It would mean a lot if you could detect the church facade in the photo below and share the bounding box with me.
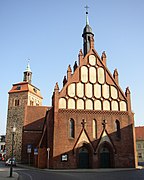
[6,11,137,169]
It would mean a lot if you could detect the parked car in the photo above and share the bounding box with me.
[5,158,16,166]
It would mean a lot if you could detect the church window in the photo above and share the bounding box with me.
[115,120,121,139]
[70,118,75,138]
[15,99,19,106]
[93,119,97,139]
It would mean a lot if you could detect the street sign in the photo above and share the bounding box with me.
[34,148,38,155]
[27,144,32,153]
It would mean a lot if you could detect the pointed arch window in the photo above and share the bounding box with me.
[93,119,97,139]
[70,118,75,138]
[115,120,121,139]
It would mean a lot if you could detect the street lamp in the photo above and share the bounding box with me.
[9,125,16,177]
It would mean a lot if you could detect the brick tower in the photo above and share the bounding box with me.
[6,62,43,161]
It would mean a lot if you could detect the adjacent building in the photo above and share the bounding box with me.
[135,126,144,166]
[5,63,48,162]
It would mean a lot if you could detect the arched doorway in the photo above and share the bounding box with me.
[78,147,89,168]
[99,142,114,168]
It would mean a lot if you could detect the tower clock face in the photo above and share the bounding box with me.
[89,54,96,66]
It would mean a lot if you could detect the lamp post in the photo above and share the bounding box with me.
[10,125,16,177]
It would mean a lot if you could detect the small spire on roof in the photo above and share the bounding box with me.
[25,59,32,72]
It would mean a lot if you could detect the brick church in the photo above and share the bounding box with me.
[6,10,137,169]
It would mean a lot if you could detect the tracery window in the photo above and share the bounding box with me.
[115,120,121,139]
[70,118,75,138]
[93,119,97,139]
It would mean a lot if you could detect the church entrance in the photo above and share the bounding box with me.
[98,142,114,168]
[100,147,111,168]
[78,147,89,168]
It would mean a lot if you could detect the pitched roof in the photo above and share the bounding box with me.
[135,126,144,140]
[8,81,42,98]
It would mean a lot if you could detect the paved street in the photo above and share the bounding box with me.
[16,168,144,180]
[0,161,144,180]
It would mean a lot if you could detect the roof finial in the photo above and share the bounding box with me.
[85,5,89,25]
[25,59,32,72]
[85,5,89,14]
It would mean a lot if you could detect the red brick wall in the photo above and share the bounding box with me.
[51,109,135,168]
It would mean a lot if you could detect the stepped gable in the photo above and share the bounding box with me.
[58,48,128,112]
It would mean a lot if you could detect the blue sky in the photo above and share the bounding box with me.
[0,0,144,135]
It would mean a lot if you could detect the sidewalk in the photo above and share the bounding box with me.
[0,169,19,180]
[17,163,141,172]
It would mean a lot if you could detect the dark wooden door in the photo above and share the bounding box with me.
[100,147,111,168]
[78,147,89,168]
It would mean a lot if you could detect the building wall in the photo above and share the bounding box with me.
[6,84,43,162]
[6,92,28,161]
[136,140,144,163]
[21,106,48,164]
[51,109,135,168]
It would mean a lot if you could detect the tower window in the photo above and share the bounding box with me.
[70,118,75,138]
[15,99,19,106]
[30,100,34,106]
[16,85,21,90]
[115,120,121,139]
[33,88,37,93]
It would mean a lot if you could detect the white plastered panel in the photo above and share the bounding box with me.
[98,67,105,84]
[85,99,93,110]
[111,100,119,111]
[94,100,102,110]
[89,54,96,66]
[103,100,110,110]
[76,82,84,98]
[81,66,88,83]
[77,99,84,109]
[68,83,75,97]
[111,86,118,99]
[68,98,75,109]
[102,84,110,99]
[94,84,101,98]
[59,98,66,109]
[85,83,93,98]
[89,66,96,83]
[120,101,127,111]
